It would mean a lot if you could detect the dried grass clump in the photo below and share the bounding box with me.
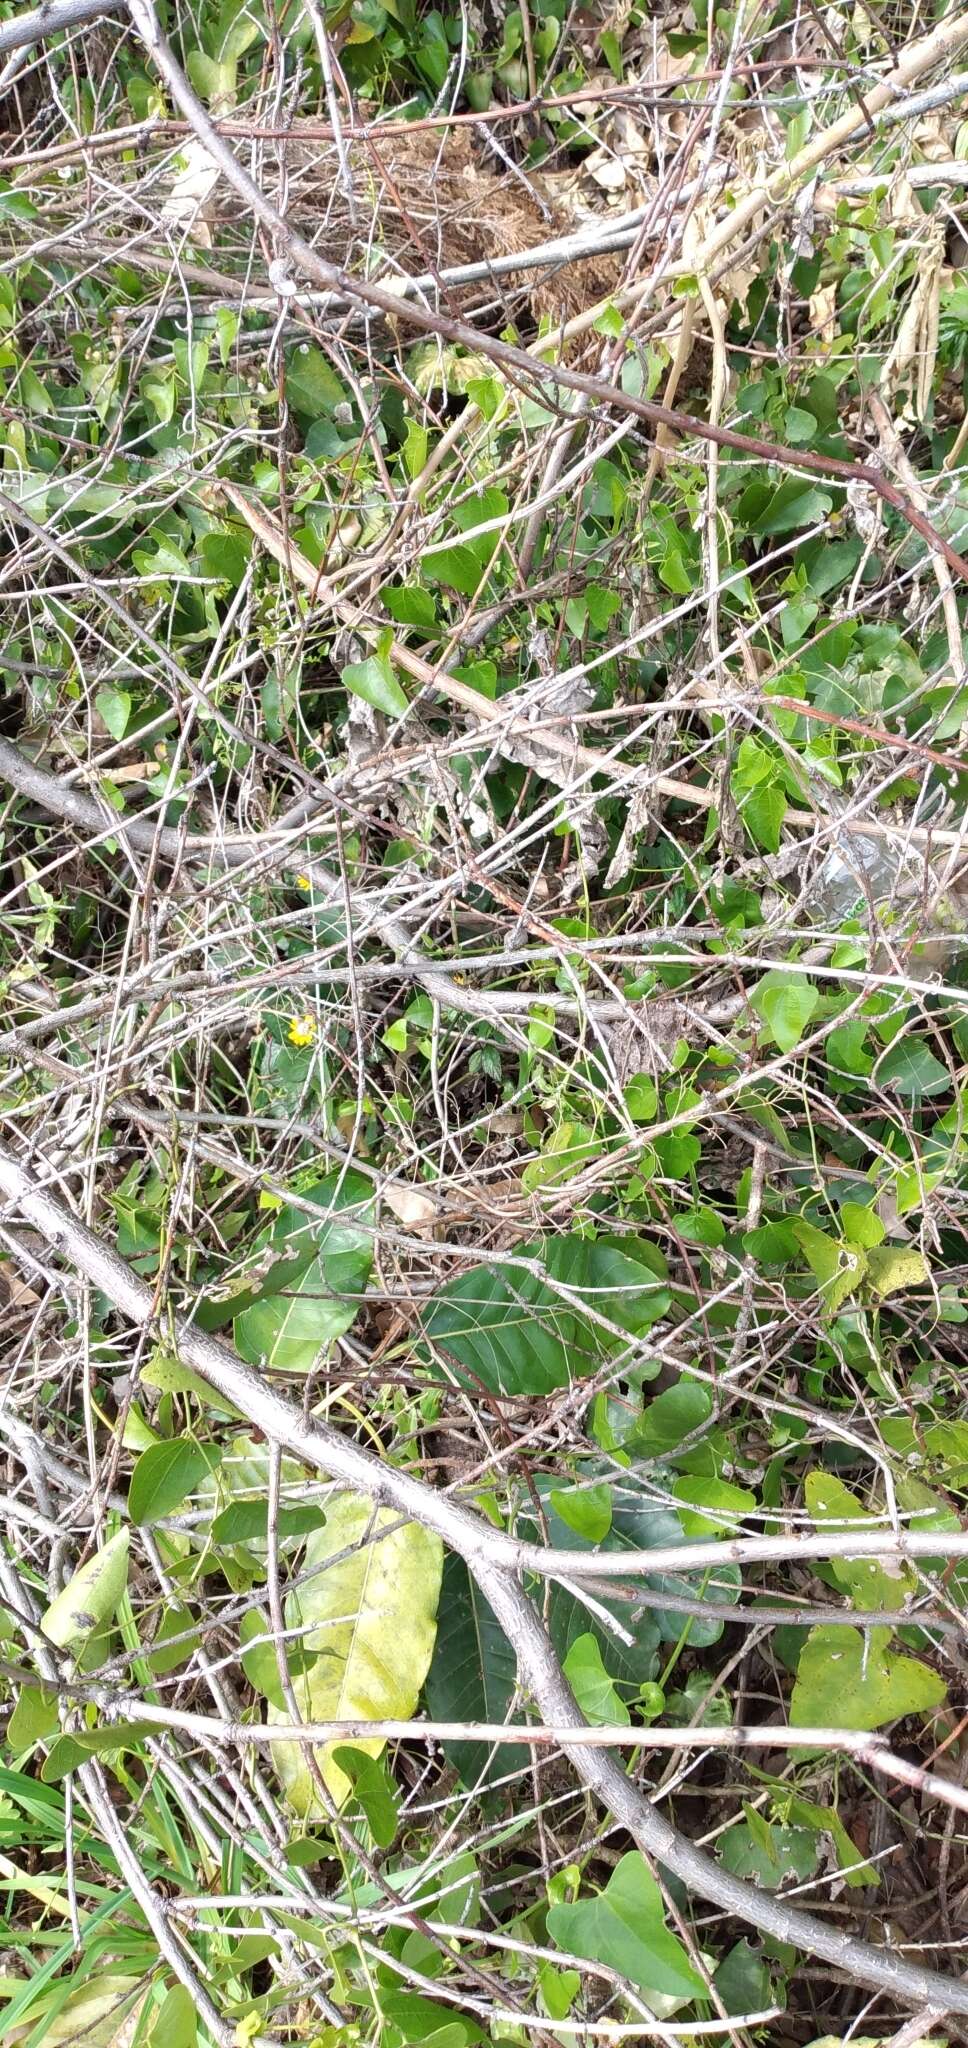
[273,121,625,324]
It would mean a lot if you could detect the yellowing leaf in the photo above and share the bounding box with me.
[269,1493,443,1814]
[794,1220,866,1312]
[805,1472,914,1610]
[5,1975,146,2048]
[864,1245,930,1298]
[806,2038,938,2048]
[791,1625,945,1731]
[40,1531,129,1652]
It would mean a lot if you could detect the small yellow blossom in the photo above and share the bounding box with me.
[295,873,311,890]
[288,1012,317,1048]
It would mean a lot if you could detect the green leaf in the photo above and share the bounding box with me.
[210,1500,326,1545]
[384,584,438,632]
[424,1553,527,1788]
[148,1983,197,2048]
[630,1381,712,1460]
[539,1963,581,2020]
[751,971,819,1053]
[536,1472,737,1655]
[234,1257,359,1371]
[332,1745,400,1847]
[239,1607,305,1710]
[285,344,349,419]
[269,1492,443,1814]
[743,1219,799,1263]
[201,531,250,587]
[0,182,37,221]
[562,1634,630,1725]
[793,1220,866,1312]
[624,1072,658,1122]
[146,1603,201,1677]
[790,1625,946,1730]
[733,736,774,789]
[423,539,491,599]
[129,1439,221,1524]
[549,1483,612,1543]
[342,639,409,718]
[778,1790,879,1888]
[95,685,131,741]
[714,1942,774,2015]
[840,1202,885,1249]
[743,781,786,853]
[587,586,622,631]
[40,1530,129,1651]
[547,1852,705,2000]
[876,1038,949,1100]
[7,1685,59,1754]
[132,537,192,581]
[673,1204,725,1248]
[672,1477,755,1539]
[784,405,819,444]
[420,1235,669,1397]
[718,1818,819,1890]
[828,1018,873,1076]
[41,1723,161,1781]
[750,478,833,536]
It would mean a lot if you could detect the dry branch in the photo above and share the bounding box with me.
[0,0,122,56]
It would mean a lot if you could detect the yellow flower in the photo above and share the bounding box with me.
[288,1012,317,1048]
[295,873,311,890]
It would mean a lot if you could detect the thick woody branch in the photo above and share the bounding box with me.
[0,0,122,57]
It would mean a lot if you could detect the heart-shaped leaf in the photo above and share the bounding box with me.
[547,1852,705,2000]
[791,1625,945,1730]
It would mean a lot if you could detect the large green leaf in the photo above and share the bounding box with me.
[342,640,409,718]
[429,1464,740,1792]
[547,1852,705,2001]
[129,1439,221,1525]
[267,1492,443,1814]
[148,1984,197,2048]
[875,1038,949,1101]
[423,1553,527,1789]
[751,971,819,1053]
[790,1625,946,1730]
[718,1818,819,1890]
[285,343,350,419]
[234,1259,358,1371]
[197,1169,373,1333]
[232,1171,374,1370]
[420,1235,670,1396]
